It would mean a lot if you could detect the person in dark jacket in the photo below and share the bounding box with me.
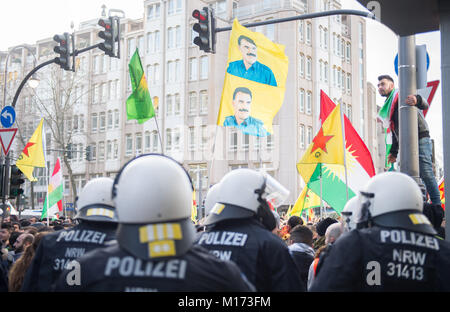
[311,172,450,292]
[54,154,254,292]
[21,177,118,291]
[288,225,315,289]
[198,168,305,292]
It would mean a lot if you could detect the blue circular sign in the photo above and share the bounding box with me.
[394,52,430,76]
[0,106,16,128]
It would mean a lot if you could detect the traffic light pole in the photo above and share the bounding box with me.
[0,43,103,224]
[214,9,375,33]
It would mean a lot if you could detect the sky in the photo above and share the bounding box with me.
[0,0,445,168]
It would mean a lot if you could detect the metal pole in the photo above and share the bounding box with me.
[439,1,450,241]
[398,36,421,184]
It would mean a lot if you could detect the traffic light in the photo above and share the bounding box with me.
[85,145,93,161]
[9,165,25,199]
[98,17,117,57]
[66,143,73,159]
[192,7,216,53]
[53,33,71,70]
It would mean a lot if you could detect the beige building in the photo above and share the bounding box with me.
[0,0,379,216]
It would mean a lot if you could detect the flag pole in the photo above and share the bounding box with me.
[46,162,50,227]
[153,116,164,155]
[340,103,349,202]
[207,125,220,190]
[320,163,323,220]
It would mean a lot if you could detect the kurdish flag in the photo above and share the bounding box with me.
[289,186,322,217]
[126,48,155,124]
[16,118,46,182]
[41,157,63,220]
[377,89,398,168]
[310,91,376,213]
[191,190,197,223]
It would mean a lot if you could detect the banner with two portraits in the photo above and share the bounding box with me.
[217,19,289,137]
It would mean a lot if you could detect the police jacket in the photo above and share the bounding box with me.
[21,221,117,292]
[309,226,450,291]
[196,218,306,292]
[53,244,254,292]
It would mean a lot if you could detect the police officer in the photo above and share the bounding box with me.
[310,172,450,291]
[21,177,118,291]
[197,168,306,291]
[340,196,359,233]
[54,154,254,292]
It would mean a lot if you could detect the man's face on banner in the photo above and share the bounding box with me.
[232,91,252,123]
[238,38,257,67]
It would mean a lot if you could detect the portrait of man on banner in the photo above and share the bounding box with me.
[217,19,289,138]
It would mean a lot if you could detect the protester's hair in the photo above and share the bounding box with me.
[21,233,34,246]
[12,222,20,229]
[1,223,12,231]
[8,232,50,292]
[9,232,20,247]
[287,216,303,230]
[233,87,252,100]
[9,215,18,223]
[290,225,313,245]
[237,35,256,47]
[38,226,54,233]
[20,220,31,227]
[325,223,343,244]
[377,75,394,83]
[22,227,38,236]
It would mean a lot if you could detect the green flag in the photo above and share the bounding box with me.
[126,48,155,124]
[377,89,397,168]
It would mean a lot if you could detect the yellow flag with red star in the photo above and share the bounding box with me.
[296,103,344,184]
[16,118,47,182]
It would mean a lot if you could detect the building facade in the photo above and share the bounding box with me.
[0,0,379,216]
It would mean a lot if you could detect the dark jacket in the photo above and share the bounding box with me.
[54,244,254,292]
[196,218,306,292]
[390,94,429,158]
[21,221,117,292]
[310,226,450,291]
[288,243,315,289]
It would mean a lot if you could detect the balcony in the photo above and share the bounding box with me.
[233,0,306,20]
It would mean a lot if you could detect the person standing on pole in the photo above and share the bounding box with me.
[377,75,442,209]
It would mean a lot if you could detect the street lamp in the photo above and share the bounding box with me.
[2,44,40,108]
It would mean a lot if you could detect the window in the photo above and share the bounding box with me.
[188,127,195,151]
[299,89,305,113]
[99,112,106,131]
[173,128,181,151]
[346,42,351,63]
[106,140,112,160]
[199,90,208,115]
[138,36,144,53]
[176,26,181,47]
[167,27,175,49]
[200,56,208,80]
[155,31,160,52]
[324,28,328,50]
[91,143,97,161]
[242,133,249,151]
[347,104,352,122]
[145,131,151,152]
[135,133,142,155]
[300,124,305,149]
[299,21,304,42]
[174,93,181,116]
[346,73,352,94]
[113,140,119,159]
[126,134,133,156]
[306,91,312,115]
[79,114,85,132]
[306,22,312,45]
[307,127,313,145]
[306,57,312,80]
[166,129,172,151]
[201,126,208,151]
[168,0,175,15]
[91,113,98,132]
[93,84,99,104]
[152,131,159,152]
[93,55,100,73]
[107,110,113,130]
[154,63,160,83]
[114,109,119,128]
[175,60,181,82]
[189,92,197,115]
[266,24,275,41]
[319,60,324,82]
[324,62,329,83]
[98,141,105,161]
[147,32,154,53]
[299,53,305,78]
[166,94,173,116]
[267,135,273,150]
[189,58,198,81]
[128,38,136,59]
[229,130,238,151]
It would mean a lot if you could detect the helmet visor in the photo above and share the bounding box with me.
[354,191,373,225]
[264,174,290,208]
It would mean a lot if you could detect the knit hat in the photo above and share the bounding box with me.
[316,217,338,237]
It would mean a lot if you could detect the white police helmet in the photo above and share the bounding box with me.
[112,154,196,260]
[341,196,359,232]
[204,183,221,217]
[356,171,436,235]
[74,177,117,223]
[203,169,289,228]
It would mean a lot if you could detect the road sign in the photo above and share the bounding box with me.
[394,52,429,76]
[0,128,17,155]
[417,80,440,117]
[0,106,16,128]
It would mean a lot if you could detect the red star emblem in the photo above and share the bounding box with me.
[311,127,334,154]
[22,142,35,157]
